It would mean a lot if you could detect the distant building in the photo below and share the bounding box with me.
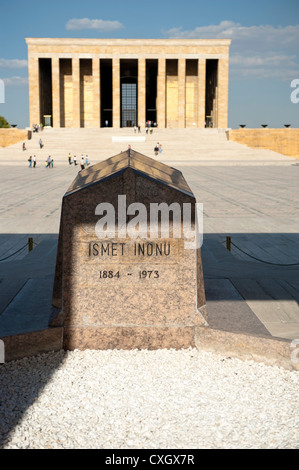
[26,38,231,129]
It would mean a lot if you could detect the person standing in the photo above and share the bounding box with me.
[39,138,43,149]
[80,155,85,170]
[85,155,89,166]
[28,156,32,167]
[68,153,72,165]
[74,155,77,166]
[33,155,37,168]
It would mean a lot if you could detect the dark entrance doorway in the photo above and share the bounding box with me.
[205,59,218,128]
[146,59,158,125]
[120,59,138,128]
[121,82,137,127]
[100,59,112,127]
[39,58,52,126]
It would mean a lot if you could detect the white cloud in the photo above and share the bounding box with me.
[66,18,124,32]
[0,59,28,69]
[164,21,299,51]
[230,53,298,80]
[164,21,299,81]
[2,76,28,86]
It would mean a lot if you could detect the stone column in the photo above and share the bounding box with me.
[138,58,146,128]
[178,59,186,128]
[72,58,81,128]
[112,58,120,128]
[198,59,206,128]
[92,58,100,127]
[28,56,40,126]
[157,58,166,129]
[217,58,229,128]
[52,57,60,128]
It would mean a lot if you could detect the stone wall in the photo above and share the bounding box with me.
[227,128,299,157]
[0,129,29,148]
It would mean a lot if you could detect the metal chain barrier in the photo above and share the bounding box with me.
[0,238,39,263]
[225,236,299,266]
[0,243,29,262]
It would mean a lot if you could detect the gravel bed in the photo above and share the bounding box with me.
[0,348,298,449]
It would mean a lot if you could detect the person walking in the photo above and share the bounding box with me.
[46,156,51,168]
[85,155,89,166]
[28,156,32,167]
[22,142,26,151]
[154,144,159,156]
[68,153,72,165]
[39,138,43,149]
[74,155,77,166]
[33,155,37,168]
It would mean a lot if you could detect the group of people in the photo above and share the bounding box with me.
[26,151,90,170]
[133,122,157,135]
[32,123,43,133]
[68,153,89,170]
[27,155,53,168]
[28,155,37,168]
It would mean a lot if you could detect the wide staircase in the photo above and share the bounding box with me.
[0,127,292,166]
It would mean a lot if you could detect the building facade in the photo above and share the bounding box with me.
[26,38,231,129]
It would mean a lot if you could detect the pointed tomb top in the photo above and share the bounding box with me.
[64,149,194,198]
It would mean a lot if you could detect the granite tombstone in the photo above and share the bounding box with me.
[50,149,208,349]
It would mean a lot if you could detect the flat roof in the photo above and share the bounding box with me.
[25,38,232,47]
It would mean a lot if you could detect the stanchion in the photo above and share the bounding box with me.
[28,237,33,252]
[226,236,231,252]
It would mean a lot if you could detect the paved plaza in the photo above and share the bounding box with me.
[0,128,298,342]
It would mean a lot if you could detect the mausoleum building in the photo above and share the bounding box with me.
[26,38,231,129]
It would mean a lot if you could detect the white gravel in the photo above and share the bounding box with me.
[0,348,298,449]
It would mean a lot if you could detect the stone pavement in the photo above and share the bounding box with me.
[0,128,298,354]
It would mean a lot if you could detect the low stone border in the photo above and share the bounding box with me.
[1,324,298,371]
[195,326,298,371]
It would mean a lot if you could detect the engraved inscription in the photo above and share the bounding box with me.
[88,241,171,258]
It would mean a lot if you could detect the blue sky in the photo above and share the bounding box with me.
[0,0,298,128]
